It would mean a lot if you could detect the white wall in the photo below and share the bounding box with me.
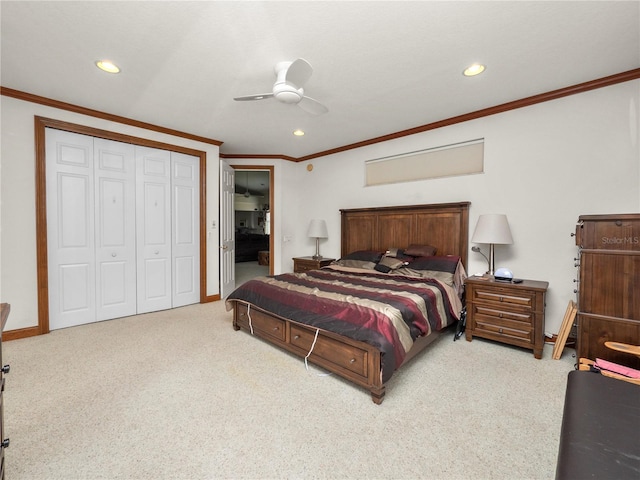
[0,96,220,331]
[288,80,640,336]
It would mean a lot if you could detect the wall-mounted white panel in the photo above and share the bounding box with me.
[365,139,484,186]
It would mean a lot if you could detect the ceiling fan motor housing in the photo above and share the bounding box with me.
[273,82,303,104]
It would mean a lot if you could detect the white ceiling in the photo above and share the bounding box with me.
[1,1,639,159]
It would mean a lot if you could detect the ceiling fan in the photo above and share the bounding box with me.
[233,58,328,115]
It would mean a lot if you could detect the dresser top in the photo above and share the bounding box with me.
[465,276,549,291]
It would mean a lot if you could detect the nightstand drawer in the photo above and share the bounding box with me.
[294,263,316,273]
[474,318,532,342]
[471,288,534,309]
[474,305,534,325]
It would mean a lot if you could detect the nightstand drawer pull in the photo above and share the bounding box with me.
[294,335,300,340]
[350,358,356,364]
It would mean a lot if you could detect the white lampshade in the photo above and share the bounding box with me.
[307,219,328,239]
[471,214,513,245]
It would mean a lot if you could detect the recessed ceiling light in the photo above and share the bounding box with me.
[95,60,120,74]
[293,129,305,136]
[463,63,485,77]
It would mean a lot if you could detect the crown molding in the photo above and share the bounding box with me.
[0,86,223,147]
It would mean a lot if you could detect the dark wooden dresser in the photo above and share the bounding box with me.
[574,214,640,368]
[465,277,548,358]
[0,304,10,479]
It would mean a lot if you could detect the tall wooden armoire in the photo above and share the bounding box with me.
[574,214,640,369]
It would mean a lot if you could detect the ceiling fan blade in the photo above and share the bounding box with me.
[285,58,313,88]
[233,93,274,101]
[298,95,328,115]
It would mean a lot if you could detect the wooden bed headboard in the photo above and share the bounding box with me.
[340,202,471,268]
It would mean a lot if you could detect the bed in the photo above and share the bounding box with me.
[226,202,470,403]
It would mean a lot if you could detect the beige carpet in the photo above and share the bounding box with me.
[4,301,575,479]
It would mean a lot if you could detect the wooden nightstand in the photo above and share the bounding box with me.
[465,276,549,359]
[293,256,335,273]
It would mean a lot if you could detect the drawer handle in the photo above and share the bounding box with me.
[239,313,246,319]
[294,335,300,340]
[1,438,9,449]
[350,358,356,364]
[499,297,504,302]
[1,364,9,374]
[499,328,503,334]
[273,326,279,331]
[499,313,503,318]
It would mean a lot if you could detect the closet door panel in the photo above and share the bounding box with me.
[94,139,136,321]
[171,153,200,307]
[46,129,97,329]
[136,147,172,313]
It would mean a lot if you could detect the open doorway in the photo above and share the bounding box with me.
[232,166,273,286]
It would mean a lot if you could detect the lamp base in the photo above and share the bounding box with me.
[312,237,322,261]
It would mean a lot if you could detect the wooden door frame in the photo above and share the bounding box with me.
[33,116,209,336]
[230,165,275,276]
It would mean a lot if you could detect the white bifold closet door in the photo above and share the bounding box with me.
[135,147,200,313]
[46,129,199,330]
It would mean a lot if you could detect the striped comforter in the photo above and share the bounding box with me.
[226,265,462,382]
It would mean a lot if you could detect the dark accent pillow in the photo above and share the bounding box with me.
[341,250,384,263]
[374,255,406,273]
[409,255,460,273]
[404,244,438,257]
[385,248,414,262]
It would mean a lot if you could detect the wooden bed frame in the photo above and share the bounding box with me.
[232,201,470,404]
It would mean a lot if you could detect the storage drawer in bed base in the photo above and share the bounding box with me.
[233,303,385,404]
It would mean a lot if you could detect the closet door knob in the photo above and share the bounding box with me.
[155,250,159,255]
[111,253,117,257]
